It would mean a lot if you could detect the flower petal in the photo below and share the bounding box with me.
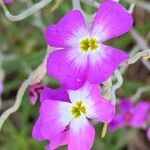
[68,117,95,150]
[45,10,88,48]
[47,48,88,89]
[88,96,115,123]
[39,100,72,139]
[91,0,133,42]
[130,102,150,128]
[87,44,129,83]
[118,99,133,113]
[46,131,69,150]
[40,87,70,103]
[109,115,125,132]
[68,81,101,104]
[32,117,45,141]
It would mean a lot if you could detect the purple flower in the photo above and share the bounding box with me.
[109,99,150,131]
[32,82,115,149]
[3,0,13,4]
[45,0,133,89]
[28,84,45,105]
[0,82,4,95]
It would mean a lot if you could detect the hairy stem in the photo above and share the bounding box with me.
[0,0,52,21]
[131,86,150,102]
[0,47,51,131]
[111,70,123,104]
[126,50,150,64]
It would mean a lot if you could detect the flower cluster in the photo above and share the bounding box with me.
[109,98,150,140]
[32,0,133,149]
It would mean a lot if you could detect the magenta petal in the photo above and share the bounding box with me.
[91,96,115,123]
[68,81,101,103]
[45,10,88,48]
[118,99,133,113]
[68,118,95,150]
[87,45,129,84]
[47,49,87,89]
[46,131,69,150]
[39,100,72,139]
[32,117,45,141]
[91,0,133,42]
[109,115,125,132]
[130,102,150,128]
[40,87,70,103]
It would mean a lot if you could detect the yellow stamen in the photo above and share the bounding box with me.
[80,38,99,52]
[71,101,87,118]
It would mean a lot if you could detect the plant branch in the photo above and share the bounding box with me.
[126,50,150,65]
[131,86,150,102]
[0,0,52,21]
[111,70,123,104]
[0,47,51,131]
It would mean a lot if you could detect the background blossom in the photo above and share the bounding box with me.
[109,99,150,131]
[2,0,13,4]
[147,128,150,141]
[28,84,45,105]
[0,82,3,95]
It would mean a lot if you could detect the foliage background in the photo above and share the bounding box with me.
[0,0,150,149]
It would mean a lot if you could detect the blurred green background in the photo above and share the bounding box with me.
[0,0,150,149]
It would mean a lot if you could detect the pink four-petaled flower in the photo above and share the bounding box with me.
[45,0,133,89]
[32,82,115,150]
[109,99,150,131]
